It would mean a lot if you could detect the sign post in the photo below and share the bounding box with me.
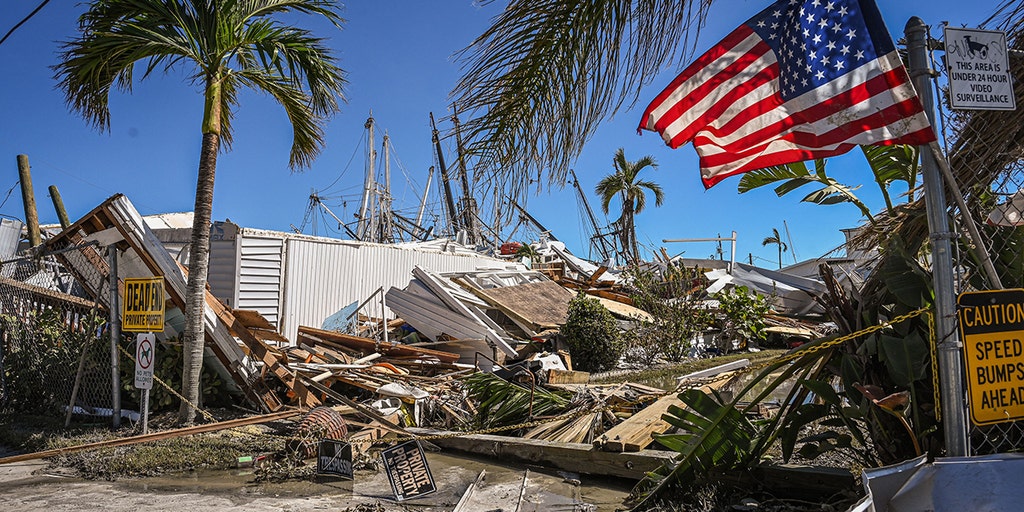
[944,27,1016,111]
[123,277,164,435]
[957,289,1024,425]
[134,332,156,434]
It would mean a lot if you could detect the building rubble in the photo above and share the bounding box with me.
[1,194,857,506]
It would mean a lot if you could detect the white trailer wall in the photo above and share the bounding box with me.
[208,221,514,343]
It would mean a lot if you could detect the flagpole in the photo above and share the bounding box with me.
[905,16,969,457]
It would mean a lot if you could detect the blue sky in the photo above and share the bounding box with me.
[0,1,992,267]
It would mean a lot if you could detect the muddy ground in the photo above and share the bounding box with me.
[0,448,630,511]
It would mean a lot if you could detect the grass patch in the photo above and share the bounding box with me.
[52,426,286,480]
[0,412,288,480]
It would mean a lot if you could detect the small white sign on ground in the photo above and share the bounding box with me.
[944,27,1015,111]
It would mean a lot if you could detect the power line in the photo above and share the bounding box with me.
[0,0,51,47]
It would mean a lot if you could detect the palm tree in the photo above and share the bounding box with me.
[595,148,663,264]
[54,0,346,424]
[450,1,713,198]
[761,228,787,270]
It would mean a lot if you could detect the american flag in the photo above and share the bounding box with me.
[639,0,937,188]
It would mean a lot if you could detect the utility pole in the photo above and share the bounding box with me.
[48,185,71,230]
[906,16,968,456]
[16,155,41,247]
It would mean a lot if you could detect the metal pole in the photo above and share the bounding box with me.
[730,231,737,274]
[142,388,150,435]
[108,245,122,429]
[906,16,968,456]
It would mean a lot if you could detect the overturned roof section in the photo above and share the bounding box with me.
[703,261,826,316]
[43,194,319,412]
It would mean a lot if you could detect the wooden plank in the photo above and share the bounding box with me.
[546,369,590,385]
[597,377,731,452]
[298,325,461,363]
[405,427,673,481]
[0,409,302,465]
[452,470,487,512]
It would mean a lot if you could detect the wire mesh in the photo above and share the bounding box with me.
[931,20,1024,455]
[0,246,115,422]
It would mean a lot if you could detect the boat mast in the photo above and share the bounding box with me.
[356,114,377,241]
[381,131,394,242]
[415,165,434,238]
[451,104,478,244]
[430,112,460,238]
[569,169,614,262]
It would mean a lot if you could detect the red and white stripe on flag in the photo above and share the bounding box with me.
[639,0,936,189]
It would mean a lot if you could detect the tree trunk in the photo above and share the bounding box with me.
[179,131,219,425]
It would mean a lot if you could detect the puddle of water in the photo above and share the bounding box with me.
[116,450,631,510]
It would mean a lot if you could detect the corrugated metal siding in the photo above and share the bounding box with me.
[279,237,509,343]
[236,236,284,326]
[208,236,238,308]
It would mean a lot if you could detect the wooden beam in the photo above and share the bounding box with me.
[0,409,303,466]
[597,377,731,452]
[405,427,674,480]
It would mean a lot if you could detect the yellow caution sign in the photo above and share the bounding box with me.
[958,289,1024,425]
[122,277,165,333]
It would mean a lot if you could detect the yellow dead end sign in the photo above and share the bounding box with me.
[122,277,165,332]
[958,289,1024,425]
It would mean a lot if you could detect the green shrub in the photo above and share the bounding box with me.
[560,292,622,372]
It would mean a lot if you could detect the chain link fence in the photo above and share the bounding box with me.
[0,245,116,424]
[930,15,1024,455]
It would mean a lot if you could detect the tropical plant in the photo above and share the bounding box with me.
[560,292,622,372]
[624,263,712,362]
[761,228,788,270]
[737,145,923,228]
[54,0,347,424]
[738,158,876,224]
[463,371,572,428]
[595,148,664,264]
[514,242,540,266]
[713,285,772,350]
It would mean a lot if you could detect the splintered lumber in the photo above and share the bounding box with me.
[406,427,672,480]
[298,325,461,363]
[597,377,732,452]
[0,409,302,466]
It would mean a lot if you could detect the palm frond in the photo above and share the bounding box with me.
[451,0,712,198]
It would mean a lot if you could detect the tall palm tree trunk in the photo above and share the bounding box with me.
[180,130,219,425]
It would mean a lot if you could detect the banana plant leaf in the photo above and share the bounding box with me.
[625,335,842,510]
